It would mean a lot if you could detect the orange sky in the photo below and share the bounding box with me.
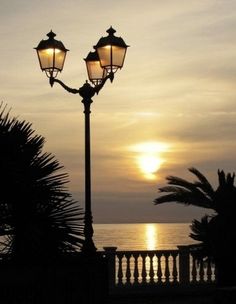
[1,0,236,222]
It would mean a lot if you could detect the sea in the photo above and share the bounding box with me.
[0,223,197,252]
[93,223,197,251]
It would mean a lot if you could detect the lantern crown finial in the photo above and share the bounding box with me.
[106,26,116,36]
[47,30,56,40]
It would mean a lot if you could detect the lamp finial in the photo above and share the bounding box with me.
[47,31,56,39]
[106,26,116,36]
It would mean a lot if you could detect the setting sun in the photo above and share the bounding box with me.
[138,155,163,174]
[129,142,169,180]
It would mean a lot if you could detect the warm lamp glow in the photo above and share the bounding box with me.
[44,48,61,55]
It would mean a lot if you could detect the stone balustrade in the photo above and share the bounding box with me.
[0,245,216,296]
[103,245,216,292]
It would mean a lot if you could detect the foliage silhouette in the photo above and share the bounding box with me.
[154,167,236,286]
[0,104,84,263]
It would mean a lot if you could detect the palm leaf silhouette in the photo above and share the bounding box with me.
[155,168,214,209]
[154,167,236,286]
[0,104,84,262]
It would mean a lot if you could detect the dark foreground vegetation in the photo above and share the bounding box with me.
[155,167,236,287]
[0,104,84,261]
[0,105,108,303]
[0,254,108,304]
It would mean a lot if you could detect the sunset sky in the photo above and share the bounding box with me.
[1,0,236,223]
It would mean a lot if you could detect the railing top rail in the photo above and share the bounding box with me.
[103,249,180,255]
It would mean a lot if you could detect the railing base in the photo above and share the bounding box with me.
[110,282,216,295]
[109,285,218,303]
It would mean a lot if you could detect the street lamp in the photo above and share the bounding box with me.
[35,27,129,254]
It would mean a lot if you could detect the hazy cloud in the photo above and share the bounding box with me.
[1,0,236,222]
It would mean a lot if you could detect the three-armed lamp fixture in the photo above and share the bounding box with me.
[35,27,129,254]
[35,27,128,88]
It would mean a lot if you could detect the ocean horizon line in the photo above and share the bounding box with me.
[94,221,192,224]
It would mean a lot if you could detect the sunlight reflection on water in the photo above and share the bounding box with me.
[146,224,157,250]
[94,223,197,251]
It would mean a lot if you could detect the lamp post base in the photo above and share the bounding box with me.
[82,214,97,254]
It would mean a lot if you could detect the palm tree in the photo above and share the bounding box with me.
[0,104,84,263]
[154,167,236,286]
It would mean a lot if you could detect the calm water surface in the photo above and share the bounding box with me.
[94,223,197,251]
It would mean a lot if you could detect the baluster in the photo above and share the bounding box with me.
[199,259,204,282]
[164,253,170,283]
[149,253,154,284]
[133,253,139,285]
[125,253,131,285]
[214,264,218,284]
[117,254,123,285]
[172,252,178,283]
[191,254,197,283]
[207,258,212,282]
[212,261,216,282]
[141,253,147,284]
[157,253,163,283]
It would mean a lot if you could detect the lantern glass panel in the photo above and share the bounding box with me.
[97,45,126,72]
[37,48,66,71]
[112,46,126,68]
[86,60,106,81]
[97,45,111,68]
[54,49,67,70]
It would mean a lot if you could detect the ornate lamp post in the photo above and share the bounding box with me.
[35,27,128,254]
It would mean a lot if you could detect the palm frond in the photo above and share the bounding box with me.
[154,188,213,208]
[155,168,216,210]
[166,175,214,203]
[190,215,210,241]
[166,175,195,188]
[189,167,215,198]
[156,181,213,208]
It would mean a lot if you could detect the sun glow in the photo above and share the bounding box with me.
[132,142,169,154]
[138,155,163,174]
[130,142,169,180]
